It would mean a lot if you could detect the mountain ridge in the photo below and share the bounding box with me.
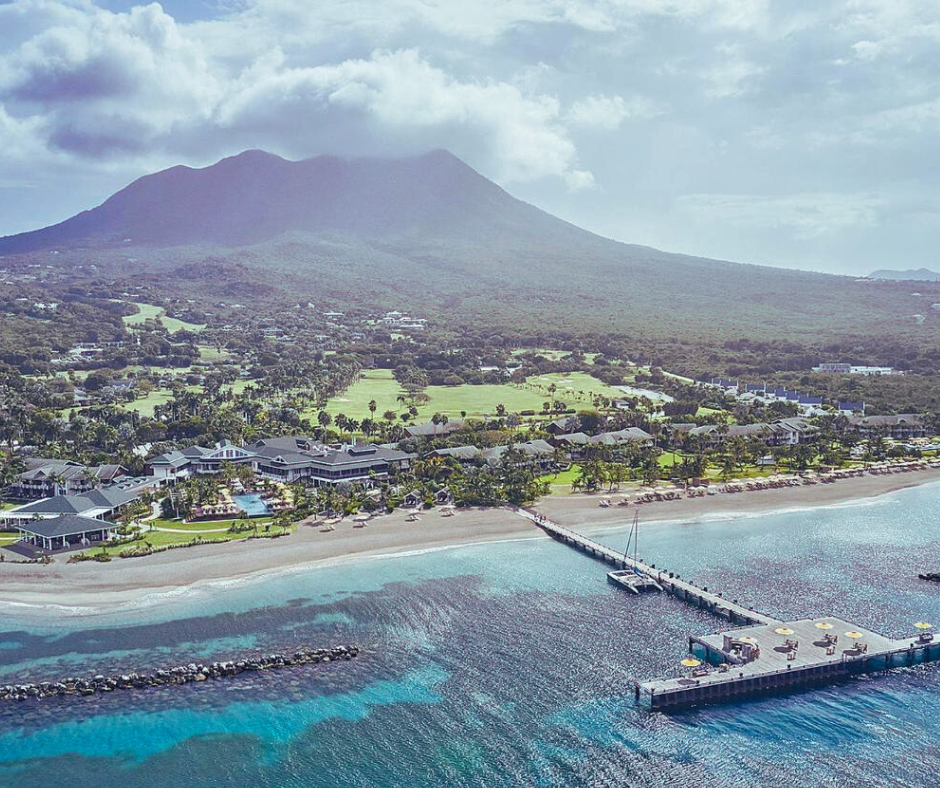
[1,149,937,342]
[869,268,940,281]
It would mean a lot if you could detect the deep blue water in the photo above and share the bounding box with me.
[1,484,939,787]
[232,493,272,517]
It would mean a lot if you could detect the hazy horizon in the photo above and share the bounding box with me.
[2,1,940,277]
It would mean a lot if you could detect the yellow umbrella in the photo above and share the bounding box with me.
[914,622,933,630]
[738,636,758,644]
[775,627,795,636]
[845,631,864,639]
[814,622,834,630]
[680,658,702,667]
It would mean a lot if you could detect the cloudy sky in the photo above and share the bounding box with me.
[1,0,939,275]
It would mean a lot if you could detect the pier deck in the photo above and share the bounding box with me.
[519,508,940,710]
[642,615,940,709]
[520,508,778,627]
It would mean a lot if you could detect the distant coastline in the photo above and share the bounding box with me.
[1,467,938,620]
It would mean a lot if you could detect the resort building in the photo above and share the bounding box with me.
[145,437,413,487]
[6,459,127,500]
[848,414,927,440]
[14,514,116,552]
[0,478,155,527]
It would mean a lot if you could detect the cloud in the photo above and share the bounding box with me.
[566,94,658,129]
[214,48,587,185]
[677,192,885,239]
[0,0,940,274]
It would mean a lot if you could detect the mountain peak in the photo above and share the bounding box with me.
[215,149,288,167]
[0,149,522,252]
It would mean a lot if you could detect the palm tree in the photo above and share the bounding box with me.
[368,400,377,437]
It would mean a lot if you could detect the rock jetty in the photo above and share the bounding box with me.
[0,644,358,702]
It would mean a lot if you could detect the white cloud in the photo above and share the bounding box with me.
[567,94,657,129]
[217,48,586,185]
[0,0,939,274]
[678,192,885,239]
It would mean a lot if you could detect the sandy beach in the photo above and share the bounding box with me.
[1,467,938,616]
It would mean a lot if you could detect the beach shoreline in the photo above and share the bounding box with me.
[1,468,938,619]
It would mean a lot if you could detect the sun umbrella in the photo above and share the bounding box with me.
[738,636,758,644]
[814,622,834,630]
[914,622,933,630]
[775,627,795,635]
[680,658,702,667]
[845,631,864,639]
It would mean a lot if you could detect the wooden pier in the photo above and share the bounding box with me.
[520,509,778,627]
[520,508,940,710]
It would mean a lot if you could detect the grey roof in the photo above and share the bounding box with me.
[483,440,555,461]
[404,421,464,438]
[251,440,411,472]
[23,458,84,471]
[14,486,140,515]
[555,432,590,445]
[148,450,194,468]
[849,414,924,427]
[16,514,114,539]
[773,418,817,432]
[433,446,484,460]
[588,428,653,444]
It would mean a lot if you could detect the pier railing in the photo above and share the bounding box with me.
[519,508,778,627]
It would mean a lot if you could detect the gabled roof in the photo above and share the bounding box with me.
[16,514,114,539]
[588,428,653,444]
[482,440,555,461]
[432,446,484,460]
[404,421,464,438]
[555,432,590,445]
[849,414,924,427]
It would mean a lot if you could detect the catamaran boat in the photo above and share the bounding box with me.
[606,511,663,594]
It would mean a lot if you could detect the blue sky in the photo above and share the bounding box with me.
[1,0,939,275]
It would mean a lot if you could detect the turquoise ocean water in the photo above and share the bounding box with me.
[1,483,939,787]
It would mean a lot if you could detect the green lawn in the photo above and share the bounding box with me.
[323,369,630,423]
[538,465,582,495]
[123,302,206,334]
[657,451,683,468]
[197,344,233,362]
[222,380,257,396]
[417,384,546,419]
[149,517,272,532]
[75,521,293,559]
[324,369,407,420]
[117,388,177,418]
[0,531,18,546]
[509,348,600,364]
[116,384,204,417]
[524,372,627,409]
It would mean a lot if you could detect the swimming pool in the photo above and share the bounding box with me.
[232,493,272,517]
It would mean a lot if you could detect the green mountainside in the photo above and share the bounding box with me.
[2,149,939,344]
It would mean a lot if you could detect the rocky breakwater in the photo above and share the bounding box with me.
[0,644,359,702]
